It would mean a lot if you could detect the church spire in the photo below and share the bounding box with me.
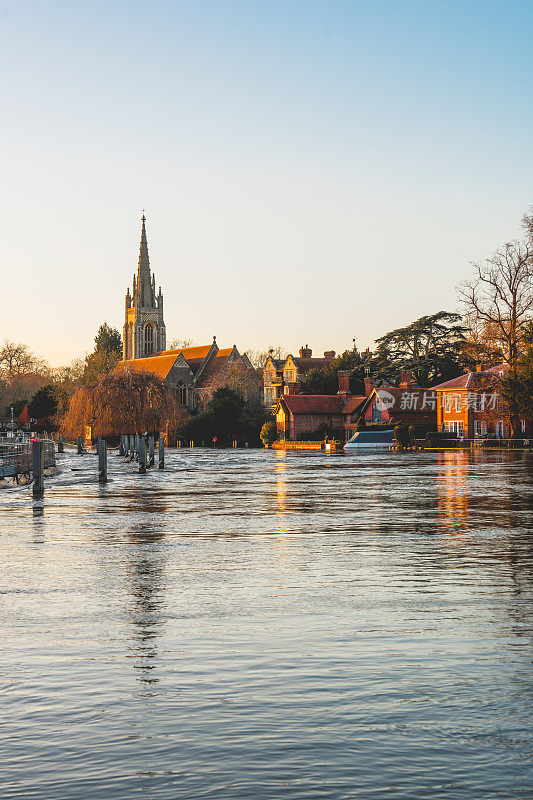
[137,213,153,307]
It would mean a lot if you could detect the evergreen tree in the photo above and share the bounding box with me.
[28,384,58,420]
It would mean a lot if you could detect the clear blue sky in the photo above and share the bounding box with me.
[2,0,532,365]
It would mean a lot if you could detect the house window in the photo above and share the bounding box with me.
[474,420,481,436]
[454,394,462,412]
[445,420,463,437]
[521,419,526,434]
[495,421,505,439]
[444,395,452,412]
[144,324,154,355]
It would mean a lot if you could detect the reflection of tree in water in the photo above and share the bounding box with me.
[125,492,169,688]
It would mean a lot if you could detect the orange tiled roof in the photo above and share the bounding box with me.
[159,344,212,360]
[116,355,179,380]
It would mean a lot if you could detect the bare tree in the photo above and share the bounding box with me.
[247,346,287,369]
[205,360,262,402]
[459,241,533,372]
[0,340,49,379]
[168,337,196,350]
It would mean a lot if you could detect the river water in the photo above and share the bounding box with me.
[1,448,532,799]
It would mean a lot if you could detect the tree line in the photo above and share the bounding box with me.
[3,206,532,442]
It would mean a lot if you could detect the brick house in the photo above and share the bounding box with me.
[342,372,437,442]
[275,395,346,441]
[263,357,285,407]
[263,345,336,406]
[274,370,436,442]
[433,364,531,439]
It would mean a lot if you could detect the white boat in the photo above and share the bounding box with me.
[344,430,395,450]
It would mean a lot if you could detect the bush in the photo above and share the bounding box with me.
[260,420,277,445]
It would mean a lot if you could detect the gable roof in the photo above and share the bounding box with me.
[289,357,334,375]
[194,348,237,388]
[160,344,212,361]
[264,357,284,371]
[342,396,367,414]
[432,364,508,390]
[280,395,346,414]
[117,354,180,380]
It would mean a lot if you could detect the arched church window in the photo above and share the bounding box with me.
[144,324,154,355]
[177,382,187,406]
[128,323,133,358]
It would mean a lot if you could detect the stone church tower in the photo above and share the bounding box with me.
[123,215,166,360]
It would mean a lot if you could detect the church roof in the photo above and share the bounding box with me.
[117,354,179,380]
[194,348,236,388]
[161,344,212,361]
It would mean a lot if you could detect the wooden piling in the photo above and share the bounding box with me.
[119,436,125,456]
[77,436,84,455]
[158,436,165,469]
[98,437,108,483]
[148,435,155,467]
[32,440,44,497]
[57,435,64,454]
[138,436,147,474]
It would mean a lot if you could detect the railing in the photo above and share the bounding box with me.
[0,439,56,478]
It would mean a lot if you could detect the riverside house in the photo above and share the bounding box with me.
[274,370,437,442]
[263,346,336,406]
[433,364,531,439]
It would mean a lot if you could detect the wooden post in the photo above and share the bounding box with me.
[77,436,84,455]
[119,436,125,456]
[138,436,147,474]
[98,437,108,483]
[148,435,155,467]
[32,440,44,497]
[158,436,165,469]
[57,435,64,454]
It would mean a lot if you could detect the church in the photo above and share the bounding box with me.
[118,215,256,411]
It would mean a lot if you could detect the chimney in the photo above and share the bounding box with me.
[299,344,312,358]
[284,382,300,395]
[364,367,374,397]
[338,370,351,397]
[324,350,335,359]
[399,369,415,387]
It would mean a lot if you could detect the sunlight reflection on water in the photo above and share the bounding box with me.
[1,448,532,799]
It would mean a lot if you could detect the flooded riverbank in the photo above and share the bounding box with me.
[1,449,532,798]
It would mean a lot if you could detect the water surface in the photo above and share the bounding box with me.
[1,448,532,799]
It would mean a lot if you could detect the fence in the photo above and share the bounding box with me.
[0,439,56,479]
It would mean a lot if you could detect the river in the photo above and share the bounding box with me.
[1,448,532,799]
